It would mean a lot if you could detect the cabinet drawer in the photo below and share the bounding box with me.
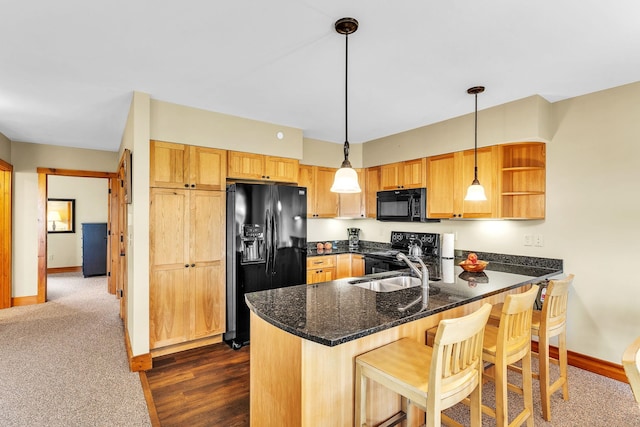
[307,256,336,269]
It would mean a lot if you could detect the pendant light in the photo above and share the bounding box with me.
[464,86,487,201]
[330,17,361,193]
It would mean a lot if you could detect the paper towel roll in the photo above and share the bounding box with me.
[442,258,455,284]
[442,233,455,259]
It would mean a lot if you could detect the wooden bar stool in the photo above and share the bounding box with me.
[622,336,640,406]
[489,274,574,421]
[354,303,492,427]
[482,285,539,427]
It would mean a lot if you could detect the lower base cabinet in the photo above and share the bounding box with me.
[308,254,365,284]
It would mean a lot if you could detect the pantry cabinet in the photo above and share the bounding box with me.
[426,147,498,219]
[149,188,226,350]
[379,158,427,190]
[298,165,339,218]
[150,140,226,191]
[227,151,299,183]
[499,142,546,219]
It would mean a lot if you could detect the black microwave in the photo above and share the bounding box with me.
[376,188,439,222]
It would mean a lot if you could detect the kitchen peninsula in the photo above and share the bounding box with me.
[245,255,562,426]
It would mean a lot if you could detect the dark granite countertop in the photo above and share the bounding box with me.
[245,258,562,347]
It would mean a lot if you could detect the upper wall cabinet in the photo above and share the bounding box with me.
[499,142,546,219]
[365,167,380,218]
[299,165,339,218]
[426,147,498,219]
[150,140,227,191]
[379,158,427,190]
[227,151,299,183]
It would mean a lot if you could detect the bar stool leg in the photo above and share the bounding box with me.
[559,330,570,401]
[523,349,535,427]
[539,328,552,421]
[495,358,508,427]
[354,363,366,426]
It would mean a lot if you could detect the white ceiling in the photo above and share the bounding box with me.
[2,1,640,152]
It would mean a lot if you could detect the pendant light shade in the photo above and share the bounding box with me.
[330,17,361,194]
[464,86,487,202]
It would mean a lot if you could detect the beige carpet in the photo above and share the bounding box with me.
[442,357,640,426]
[0,273,151,427]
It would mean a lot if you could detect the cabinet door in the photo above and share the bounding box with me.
[227,151,265,180]
[314,167,339,218]
[365,167,380,218]
[190,146,227,191]
[351,254,365,277]
[189,190,226,338]
[150,140,189,189]
[339,169,365,218]
[265,156,299,183]
[402,158,426,189]
[298,165,316,217]
[336,254,352,279]
[307,268,335,284]
[459,147,497,218]
[380,162,403,190]
[150,188,190,348]
[426,153,456,218]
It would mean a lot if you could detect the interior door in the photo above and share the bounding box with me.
[0,159,12,308]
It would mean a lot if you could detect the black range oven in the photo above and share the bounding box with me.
[363,231,441,280]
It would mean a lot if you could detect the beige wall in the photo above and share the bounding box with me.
[47,176,109,268]
[364,95,552,167]
[302,137,363,168]
[11,142,117,298]
[150,99,304,158]
[0,132,10,162]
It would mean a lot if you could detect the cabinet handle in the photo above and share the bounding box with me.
[191,263,195,267]
[317,269,323,273]
[191,184,195,188]
[184,184,189,188]
[185,264,189,268]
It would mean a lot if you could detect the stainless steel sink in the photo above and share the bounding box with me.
[349,276,422,292]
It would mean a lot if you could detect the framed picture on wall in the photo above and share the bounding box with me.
[47,198,75,233]
[123,148,132,204]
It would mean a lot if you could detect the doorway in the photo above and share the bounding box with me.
[37,168,118,303]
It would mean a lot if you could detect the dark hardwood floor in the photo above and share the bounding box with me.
[142,342,250,427]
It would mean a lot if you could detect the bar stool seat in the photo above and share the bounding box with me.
[354,303,492,427]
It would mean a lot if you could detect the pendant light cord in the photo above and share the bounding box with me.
[343,31,350,161]
[474,91,478,181]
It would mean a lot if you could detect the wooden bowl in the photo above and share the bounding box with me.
[459,260,489,272]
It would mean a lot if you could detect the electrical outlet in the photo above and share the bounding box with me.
[534,234,544,247]
[524,234,533,246]
[48,254,54,261]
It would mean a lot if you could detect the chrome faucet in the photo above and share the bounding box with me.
[396,252,429,289]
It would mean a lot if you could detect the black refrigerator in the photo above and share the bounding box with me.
[224,183,307,349]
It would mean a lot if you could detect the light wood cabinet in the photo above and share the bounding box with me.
[379,158,427,190]
[298,165,339,218]
[499,142,546,219]
[338,168,366,218]
[150,140,226,191]
[306,256,336,284]
[426,147,498,219]
[336,253,365,279]
[227,151,299,183]
[365,167,380,218]
[149,188,225,350]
